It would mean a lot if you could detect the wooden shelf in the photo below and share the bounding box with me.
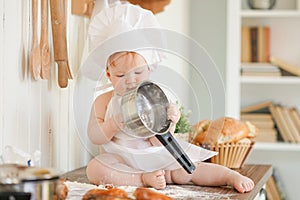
[253,142,300,151]
[230,1,300,198]
[240,76,300,84]
[241,10,300,18]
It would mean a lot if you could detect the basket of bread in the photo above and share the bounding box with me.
[191,117,258,169]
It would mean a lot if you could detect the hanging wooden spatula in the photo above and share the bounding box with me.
[40,0,51,79]
[30,0,41,80]
[50,0,72,88]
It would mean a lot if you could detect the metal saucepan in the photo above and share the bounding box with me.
[0,164,61,200]
[120,80,196,174]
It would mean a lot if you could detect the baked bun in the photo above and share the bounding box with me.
[133,188,172,200]
[82,188,129,200]
[192,117,250,145]
[55,179,68,200]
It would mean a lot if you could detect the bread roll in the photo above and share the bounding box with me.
[82,188,129,200]
[192,117,249,144]
[133,188,172,200]
[56,179,68,200]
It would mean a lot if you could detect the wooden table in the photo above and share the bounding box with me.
[62,164,272,200]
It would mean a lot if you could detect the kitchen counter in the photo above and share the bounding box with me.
[62,164,272,200]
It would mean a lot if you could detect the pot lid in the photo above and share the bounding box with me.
[0,164,60,184]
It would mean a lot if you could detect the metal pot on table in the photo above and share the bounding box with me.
[0,164,61,200]
[120,80,196,174]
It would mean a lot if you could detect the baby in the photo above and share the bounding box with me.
[86,51,254,193]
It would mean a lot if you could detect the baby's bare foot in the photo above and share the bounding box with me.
[142,170,166,190]
[227,171,255,193]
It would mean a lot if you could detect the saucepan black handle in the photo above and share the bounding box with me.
[155,132,196,174]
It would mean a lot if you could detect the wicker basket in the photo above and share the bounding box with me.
[203,140,255,169]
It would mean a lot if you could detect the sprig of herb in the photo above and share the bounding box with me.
[175,105,192,134]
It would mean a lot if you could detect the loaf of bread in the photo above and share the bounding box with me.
[192,117,258,145]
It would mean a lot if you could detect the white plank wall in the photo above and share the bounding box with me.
[0,0,189,173]
[0,0,91,172]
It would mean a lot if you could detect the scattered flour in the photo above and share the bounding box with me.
[65,181,237,200]
[159,185,236,200]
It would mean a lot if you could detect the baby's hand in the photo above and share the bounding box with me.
[167,103,180,124]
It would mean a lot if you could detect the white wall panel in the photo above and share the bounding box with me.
[0,0,90,172]
[0,0,188,173]
[0,0,4,153]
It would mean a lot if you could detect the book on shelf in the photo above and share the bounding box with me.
[241,71,281,77]
[276,105,298,143]
[269,105,291,143]
[250,27,258,62]
[241,116,278,142]
[266,175,282,200]
[241,62,282,77]
[282,107,300,143]
[241,100,273,113]
[241,62,281,72]
[241,113,272,120]
[241,102,278,142]
[270,56,300,76]
[241,101,300,143]
[272,168,288,200]
[246,119,275,129]
[269,105,300,143]
[258,26,270,62]
[241,26,251,62]
[241,26,270,63]
[289,108,300,134]
[253,128,277,143]
[242,114,274,128]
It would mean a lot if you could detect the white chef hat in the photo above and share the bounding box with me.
[80,1,165,81]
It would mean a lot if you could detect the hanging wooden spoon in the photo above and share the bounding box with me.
[30,0,41,80]
[50,0,72,88]
[40,0,51,79]
[62,0,72,80]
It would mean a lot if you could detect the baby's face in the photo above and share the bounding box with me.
[107,52,150,95]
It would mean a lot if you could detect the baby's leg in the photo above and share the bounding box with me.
[86,153,142,185]
[225,169,255,193]
[142,170,166,189]
[165,169,193,185]
[86,153,166,189]
[190,162,254,193]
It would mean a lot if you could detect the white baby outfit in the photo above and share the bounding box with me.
[101,94,218,172]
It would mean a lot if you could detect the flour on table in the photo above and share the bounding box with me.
[65,181,237,200]
[160,185,236,200]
